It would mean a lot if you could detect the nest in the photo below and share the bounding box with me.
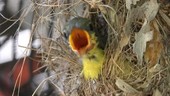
[30,0,170,96]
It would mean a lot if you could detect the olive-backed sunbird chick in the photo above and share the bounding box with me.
[66,17,106,80]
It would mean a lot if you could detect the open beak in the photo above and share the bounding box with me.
[69,27,93,55]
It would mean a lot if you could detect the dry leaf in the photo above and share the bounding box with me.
[132,0,160,65]
[133,19,153,65]
[114,33,130,61]
[144,41,163,67]
[126,0,140,10]
[153,89,162,96]
[144,20,163,68]
[141,0,159,21]
[115,78,139,93]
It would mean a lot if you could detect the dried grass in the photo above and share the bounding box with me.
[29,0,170,95]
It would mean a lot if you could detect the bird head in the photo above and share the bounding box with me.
[69,27,95,56]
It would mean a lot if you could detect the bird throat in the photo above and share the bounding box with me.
[69,27,92,55]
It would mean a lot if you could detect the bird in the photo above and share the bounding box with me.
[64,17,106,80]
[81,34,105,79]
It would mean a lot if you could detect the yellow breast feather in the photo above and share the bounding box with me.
[82,46,104,80]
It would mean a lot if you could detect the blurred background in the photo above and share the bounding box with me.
[0,0,55,96]
[0,0,84,95]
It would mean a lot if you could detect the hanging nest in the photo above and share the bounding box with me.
[30,0,170,96]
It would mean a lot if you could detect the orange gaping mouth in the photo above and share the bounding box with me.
[69,27,91,54]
